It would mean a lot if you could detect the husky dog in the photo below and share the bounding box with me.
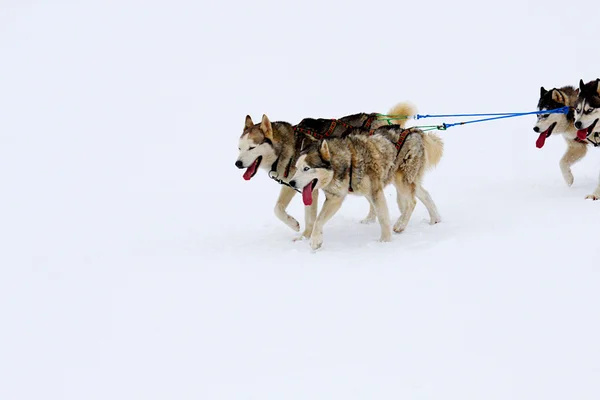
[288,126,443,250]
[235,103,430,239]
[574,79,600,200]
[533,85,585,186]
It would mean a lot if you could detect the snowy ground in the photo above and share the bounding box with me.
[1,0,600,399]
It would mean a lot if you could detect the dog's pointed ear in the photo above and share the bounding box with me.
[551,89,566,104]
[580,79,586,91]
[245,115,254,129]
[260,114,273,140]
[540,86,547,97]
[319,140,331,162]
[575,88,580,96]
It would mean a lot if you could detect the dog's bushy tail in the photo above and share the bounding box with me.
[386,102,417,128]
[422,132,444,170]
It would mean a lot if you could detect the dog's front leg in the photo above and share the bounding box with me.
[309,194,344,250]
[274,185,300,232]
[585,170,600,201]
[294,189,319,241]
[560,140,588,186]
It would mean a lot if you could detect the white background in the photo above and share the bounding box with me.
[1,0,599,399]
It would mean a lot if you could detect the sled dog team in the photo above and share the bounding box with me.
[236,79,600,250]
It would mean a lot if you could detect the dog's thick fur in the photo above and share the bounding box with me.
[236,102,440,239]
[574,79,600,200]
[534,85,586,187]
[289,126,443,250]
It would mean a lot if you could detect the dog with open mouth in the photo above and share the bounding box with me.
[574,79,600,200]
[288,126,443,251]
[235,102,420,239]
[574,79,600,143]
[534,85,586,187]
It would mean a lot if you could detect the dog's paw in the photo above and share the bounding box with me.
[293,230,312,242]
[563,171,574,187]
[285,218,300,232]
[585,194,600,201]
[310,235,323,250]
[429,217,441,225]
[379,233,392,243]
[360,216,376,224]
[393,222,406,233]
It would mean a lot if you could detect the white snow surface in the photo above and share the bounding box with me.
[1,0,600,399]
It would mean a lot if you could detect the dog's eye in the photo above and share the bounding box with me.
[576,108,581,113]
[586,108,595,114]
[248,146,255,151]
[303,166,310,172]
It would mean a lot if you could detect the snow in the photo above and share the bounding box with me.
[1,0,599,399]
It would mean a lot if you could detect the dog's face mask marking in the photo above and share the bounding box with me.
[289,142,334,206]
[235,115,277,181]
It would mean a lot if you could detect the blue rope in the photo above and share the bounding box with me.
[414,106,569,121]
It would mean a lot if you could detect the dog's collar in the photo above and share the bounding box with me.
[268,158,300,193]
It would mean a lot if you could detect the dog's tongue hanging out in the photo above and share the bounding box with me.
[536,132,548,148]
[243,159,259,180]
[577,129,589,140]
[302,183,313,206]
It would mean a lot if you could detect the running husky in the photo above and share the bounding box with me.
[533,85,585,186]
[288,126,443,250]
[235,103,440,239]
[574,79,600,200]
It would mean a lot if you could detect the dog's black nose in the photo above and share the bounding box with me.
[235,160,243,169]
[575,121,583,129]
[533,126,540,133]
[289,180,296,188]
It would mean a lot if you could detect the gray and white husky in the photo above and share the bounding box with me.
[288,126,443,250]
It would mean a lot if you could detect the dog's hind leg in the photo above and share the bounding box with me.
[274,185,300,232]
[370,189,392,242]
[360,202,377,224]
[560,139,587,186]
[416,184,441,224]
[294,189,319,241]
[393,177,417,233]
[309,194,344,250]
[585,170,600,201]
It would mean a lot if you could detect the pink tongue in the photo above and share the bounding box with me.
[302,183,313,206]
[577,129,588,140]
[243,159,258,180]
[536,132,547,148]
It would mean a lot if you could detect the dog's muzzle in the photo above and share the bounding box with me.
[575,121,583,129]
[235,160,243,169]
[289,180,296,188]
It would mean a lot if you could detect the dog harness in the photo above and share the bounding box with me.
[268,114,379,190]
[292,114,377,141]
